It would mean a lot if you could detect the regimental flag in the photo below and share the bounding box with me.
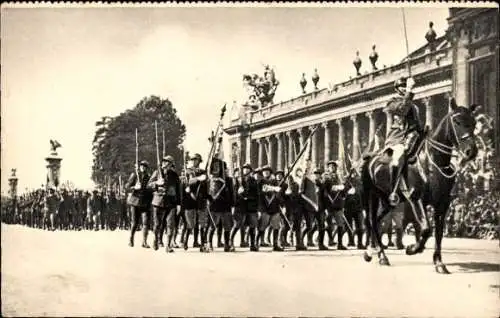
[294,131,319,212]
[208,125,227,201]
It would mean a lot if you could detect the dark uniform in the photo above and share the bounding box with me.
[230,168,249,248]
[322,161,348,250]
[207,158,235,252]
[86,190,102,231]
[184,163,209,251]
[344,170,366,249]
[148,155,181,252]
[126,160,152,248]
[44,189,60,231]
[258,166,285,251]
[237,163,260,251]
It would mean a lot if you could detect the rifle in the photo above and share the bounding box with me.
[162,129,166,158]
[154,121,164,184]
[134,128,141,187]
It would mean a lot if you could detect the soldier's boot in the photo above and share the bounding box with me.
[295,229,307,251]
[129,233,135,247]
[337,227,348,250]
[153,232,159,251]
[395,228,405,250]
[141,226,150,249]
[183,229,191,250]
[387,230,395,247]
[180,227,187,248]
[282,229,291,247]
[165,234,174,253]
[193,227,200,248]
[224,231,231,252]
[249,228,259,252]
[347,228,356,247]
[272,229,284,252]
[266,228,272,246]
[307,230,315,247]
[318,230,329,250]
[217,225,224,248]
[327,229,335,246]
[240,229,249,248]
[356,230,366,250]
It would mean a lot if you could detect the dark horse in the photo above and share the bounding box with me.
[361,98,479,273]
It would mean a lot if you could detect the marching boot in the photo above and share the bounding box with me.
[181,227,187,248]
[249,228,258,252]
[184,229,192,250]
[318,230,329,250]
[356,230,366,249]
[142,225,150,248]
[266,228,272,246]
[217,224,223,248]
[337,227,347,250]
[240,228,249,248]
[165,233,174,253]
[327,229,335,246]
[260,231,270,247]
[307,230,315,247]
[129,234,134,247]
[295,228,307,251]
[224,231,231,252]
[153,234,159,251]
[208,228,215,251]
[387,225,395,247]
[347,226,355,247]
[193,227,200,248]
[282,229,290,247]
[395,228,405,250]
[272,229,284,252]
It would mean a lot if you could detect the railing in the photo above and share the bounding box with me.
[230,45,452,127]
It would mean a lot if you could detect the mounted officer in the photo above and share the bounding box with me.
[383,76,425,206]
[148,155,181,252]
[126,160,152,248]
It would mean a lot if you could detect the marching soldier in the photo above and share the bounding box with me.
[105,189,120,230]
[344,168,366,249]
[86,189,102,231]
[322,160,348,250]
[258,165,285,251]
[183,153,209,252]
[275,170,292,247]
[312,167,329,250]
[44,188,59,231]
[237,163,260,251]
[148,155,181,252]
[230,167,249,249]
[207,158,235,252]
[290,168,308,251]
[126,160,152,248]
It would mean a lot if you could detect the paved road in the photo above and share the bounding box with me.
[1,224,499,317]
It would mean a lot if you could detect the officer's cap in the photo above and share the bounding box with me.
[190,153,203,162]
[275,170,284,176]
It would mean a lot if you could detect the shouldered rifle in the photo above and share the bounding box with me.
[134,128,141,188]
[155,121,164,184]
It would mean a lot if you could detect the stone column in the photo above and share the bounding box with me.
[266,136,274,169]
[351,114,360,161]
[245,135,251,164]
[297,128,305,149]
[257,138,264,168]
[365,111,375,143]
[336,118,344,160]
[423,96,433,129]
[384,109,392,138]
[286,131,294,168]
[277,133,283,171]
[322,121,331,166]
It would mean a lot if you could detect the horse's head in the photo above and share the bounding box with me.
[447,98,480,163]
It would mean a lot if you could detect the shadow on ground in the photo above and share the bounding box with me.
[448,261,500,273]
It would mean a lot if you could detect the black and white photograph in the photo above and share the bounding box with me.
[1,2,499,317]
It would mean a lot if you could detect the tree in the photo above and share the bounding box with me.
[91,95,186,189]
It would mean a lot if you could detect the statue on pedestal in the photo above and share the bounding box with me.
[46,140,63,189]
[242,64,280,109]
[353,51,362,76]
[369,45,379,71]
[312,69,320,90]
[300,73,307,94]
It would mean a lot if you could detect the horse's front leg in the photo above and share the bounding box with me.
[404,198,431,255]
[433,208,451,274]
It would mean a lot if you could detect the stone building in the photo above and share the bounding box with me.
[225,8,498,176]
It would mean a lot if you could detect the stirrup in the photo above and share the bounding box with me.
[389,192,400,206]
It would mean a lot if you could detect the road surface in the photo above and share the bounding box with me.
[1,224,499,317]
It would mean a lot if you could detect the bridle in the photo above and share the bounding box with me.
[425,112,476,179]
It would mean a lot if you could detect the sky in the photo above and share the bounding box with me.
[1,4,451,193]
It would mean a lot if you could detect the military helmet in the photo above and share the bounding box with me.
[394,76,407,89]
[139,160,149,167]
[262,165,273,173]
[242,163,253,170]
[162,155,174,163]
[327,160,338,167]
[190,153,203,162]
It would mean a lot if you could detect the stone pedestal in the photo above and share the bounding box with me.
[45,152,63,189]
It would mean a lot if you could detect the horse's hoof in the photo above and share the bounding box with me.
[435,264,451,274]
[406,245,417,256]
[379,257,391,266]
[363,251,372,262]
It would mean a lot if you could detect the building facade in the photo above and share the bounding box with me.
[225,8,498,176]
